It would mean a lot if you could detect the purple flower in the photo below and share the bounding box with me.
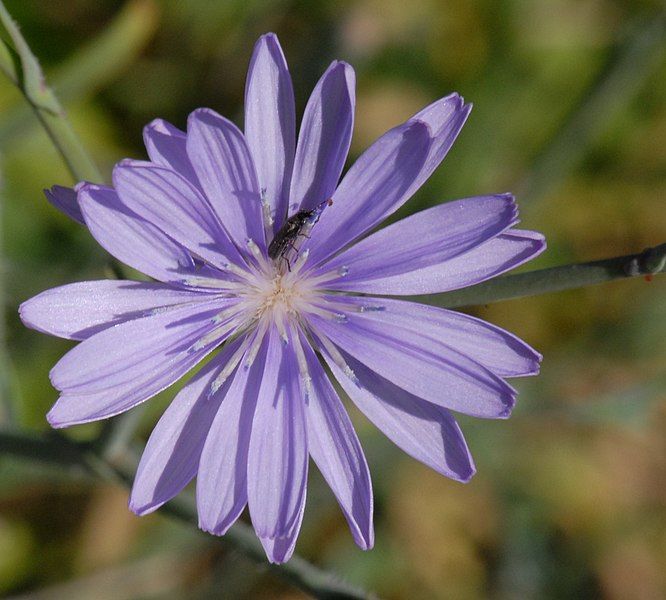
[20,33,545,563]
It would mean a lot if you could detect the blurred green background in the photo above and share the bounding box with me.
[1,0,665,598]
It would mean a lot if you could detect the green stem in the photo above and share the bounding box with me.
[0,429,374,600]
[0,0,158,145]
[434,243,666,308]
[0,1,102,182]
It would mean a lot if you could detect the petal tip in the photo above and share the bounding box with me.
[353,531,375,551]
[45,408,66,429]
[259,535,296,564]
[128,497,160,517]
[256,32,283,54]
[458,465,477,483]
[144,117,166,134]
[17,299,32,328]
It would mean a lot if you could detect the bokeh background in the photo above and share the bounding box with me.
[1,0,665,598]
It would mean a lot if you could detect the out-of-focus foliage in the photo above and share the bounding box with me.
[1,0,664,598]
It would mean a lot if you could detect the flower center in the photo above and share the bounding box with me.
[261,274,298,313]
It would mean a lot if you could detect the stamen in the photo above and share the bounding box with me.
[313,330,359,386]
[261,189,274,233]
[313,297,385,317]
[291,328,313,399]
[246,238,274,278]
[146,299,215,317]
[189,319,237,353]
[211,304,242,324]
[210,335,253,394]
[244,320,268,370]
[274,310,289,345]
[182,276,247,291]
[304,264,350,288]
[358,304,386,313]
[289,248,310,277]
[306,303,349,323]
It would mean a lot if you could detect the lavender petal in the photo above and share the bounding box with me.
[130,338,244,515]
[143,118,200,187]
[197,334,267,535]
[47,298,233,427]
[247,327,308,539]
[44,185,85,224]
[259,499,306,564]
[302,335,374,550]
[112,161,244,270]
[323,349,475,482]
[78,183,195,284]
[290,61,355,213]
[187,108,265,249]
[307,120,431,266]
[310,313,516,419]
[330,229,546,295]
[406,93,472,194]
[326,296,541,378]
[244,33,295,231]
[320,194,519,284]
[19,279,207,341]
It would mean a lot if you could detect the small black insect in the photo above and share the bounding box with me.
[268,198,333,270]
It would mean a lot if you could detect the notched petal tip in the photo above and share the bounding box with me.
[352,528,375,551]
[186,106,218,125]
[498,394,517,419]
[114,157,154,172]
[128,497,162,517]
[17,298,37,331]
[253,32,287,62]
[259,534,298,564]
[457,462,477,484]
[143,117,183,136]
[45,407,67,429]
[258,31,280,46]
[44,185,86,225]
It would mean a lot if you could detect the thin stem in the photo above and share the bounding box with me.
[0,0,158,145]
[0,429,375,600]
[433,243,666,309]
[0,1,102,182]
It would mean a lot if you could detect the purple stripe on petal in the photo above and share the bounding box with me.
[130,337,244,515]
[244,33,295,232]
[143,118,200,187]
[329,229,546,295]
[406,93,472,194]
[247,327,308,539]
[112,162,244,270]
[197,333,267,535]
[323,296,541,378]
[259,497,306,564]
[323,349,475,482]
[301,335,374,550]
[19,279,209,341]
[320,194,518,284]
[44,185,85,224]
[306,120,431,266]
[187,108,265,249]
[290,61,355,214]
[78,183,196,284]
[47,298,235,427]
[310,313,515,419]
